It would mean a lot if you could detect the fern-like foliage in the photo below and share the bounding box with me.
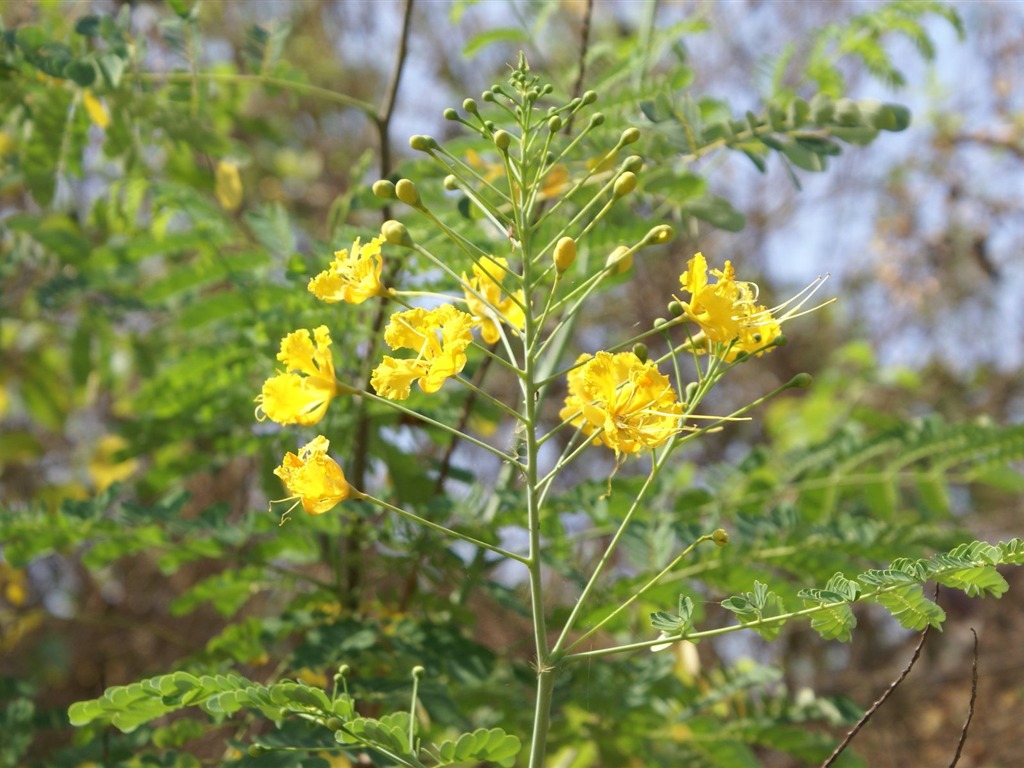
[657,538,1024,647]
[68,671,520,767]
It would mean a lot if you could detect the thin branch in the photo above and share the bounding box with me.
[947,628,979,768]
[821,607,934,767]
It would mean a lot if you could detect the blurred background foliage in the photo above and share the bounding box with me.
[0,0,1022,766]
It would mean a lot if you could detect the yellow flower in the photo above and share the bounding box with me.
[82,89,109,129]
[256,326,338,425]
[678,253,781,361]
[273,436,350,516]
[308,236,388,304]
[462,256,525,344]
[371,305,474,400]
[215,160,243,212]
[560,351,683,455]
[88,434,138,492]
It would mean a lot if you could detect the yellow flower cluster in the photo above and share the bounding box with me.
[371,305,475,400]
[461,256,525,344]
[273,436,350,516]
[308,236,388,305]
[255,326,337,426]
[678,252,781,361]
[560,351,683,456]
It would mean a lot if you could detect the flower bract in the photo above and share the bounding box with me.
[560,351,683,455]
[462,256,525,344]
[678,252,781,361]
[256,326,338,425]
[308,236,387,304]
[274,436,350,515]
[371,305,475,400]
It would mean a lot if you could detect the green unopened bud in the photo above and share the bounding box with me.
[395,179,421,207]
[463,98,478,114]
[545,151,556,165]
[652,317,667,328]
[621,127,641,145]
[614,172,637,198]
[493,130,512,151]
[326,717,345,731]
[541,83,554,95]
[443,107,458,121]
[527,88,540,102]
[622,155,644,173]
[409,135,431,152]
[547,115,563,133]
[382,219,413,247]
[248,744,270,757]
[411,665,425,678]
[582,90,598,105]
[668,300,684,316]
[482,90,495,102]
[553,236,576,273]
[443,174,459,191]
[337,664,350,677]
[642,224,674,246]
[605,245,632,274]
[712,528,729,547]
[484,120,496,132]
[567,97,581,111]
[684,381,699,403]
[588,112,605,128]
[632,343,648,363]
[372,180,396,200]
[788,372,812,389]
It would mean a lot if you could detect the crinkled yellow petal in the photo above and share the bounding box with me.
[371,357,429,401]
[257,372,334,425]
[560,351,682,455]
[308,236,386,304]
[274,436,349,515]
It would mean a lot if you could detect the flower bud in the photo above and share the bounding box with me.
[622,155,644,173]
[484,120,496,132]
[326,717,345,731]
[382,219,413,247]
[547,115,563,133]
[493,129,512,151]
[411,665,425,678]
[409,135,435,152]
[613,172,637,198]
[652,317,667,328]
[621,127,641,145]
[588,112,605,127]
[632,343,648,363]
[541,83,554,95]
[684,381,699,403]
[482,90,495,102]
[443,107,458,121]
[605,245,632,274]
[372,180,397,199]
[463,98,478,114]
[553,236,576,273]
[582,90,598,105]
[642,224,674,246]
[788,372,812,389]
[712,528,729,547]
[667,300,683,316]
[395,179,421,207]
[248,745,270,757]
[443,174,459,191]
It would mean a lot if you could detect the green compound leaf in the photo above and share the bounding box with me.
[721,581,786,640]
[868,585,945,631]
[434,727,522,768]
